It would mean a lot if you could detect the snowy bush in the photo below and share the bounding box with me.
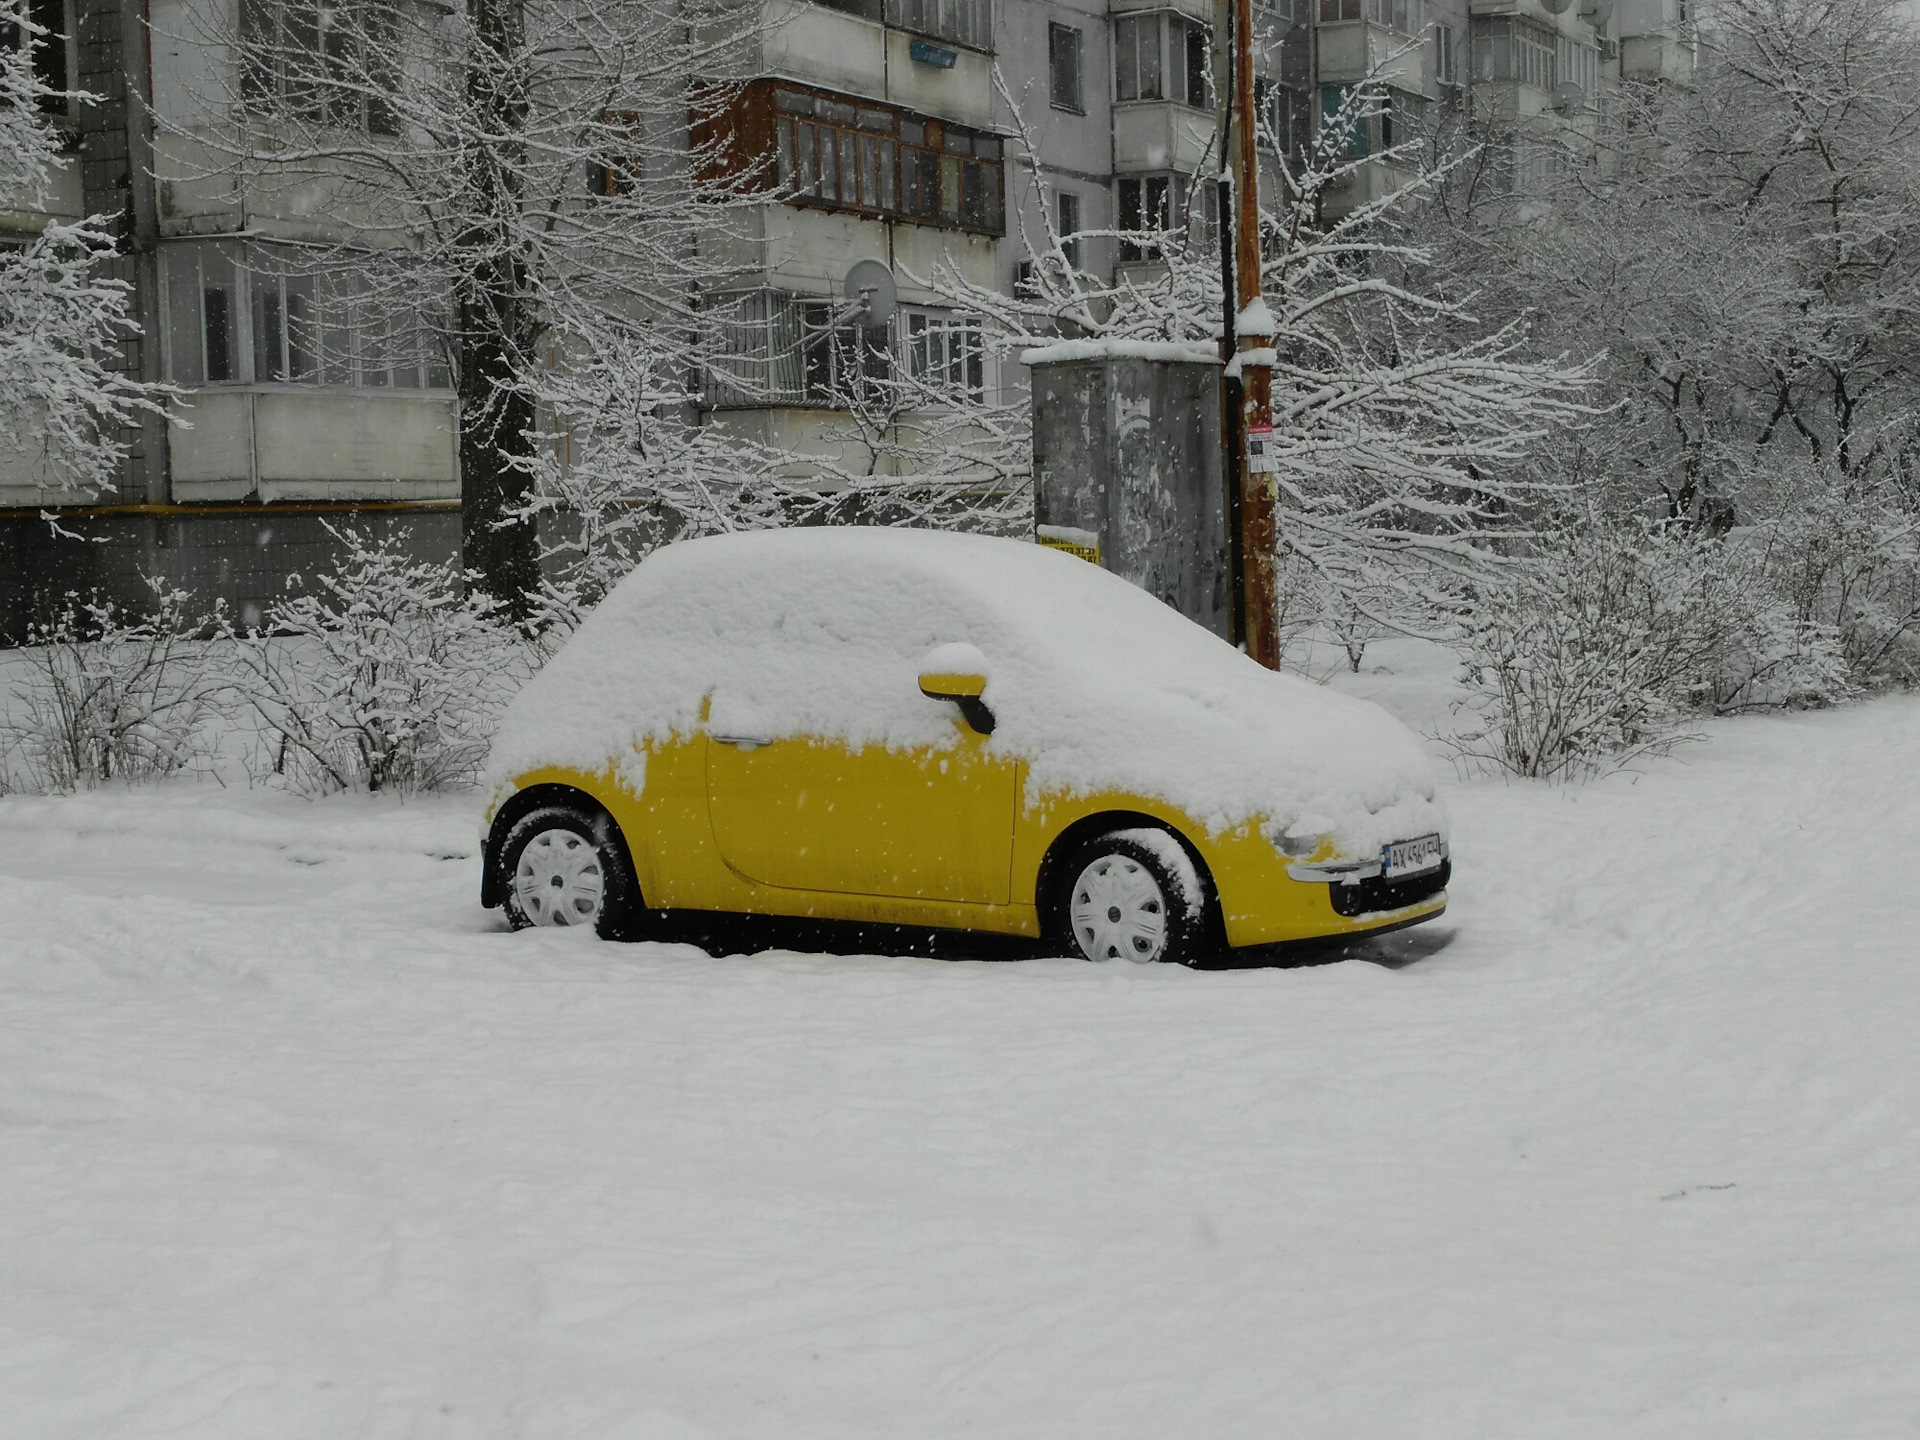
[1748,468,1920,693]
[0,582,229,794]
[1449,522,1849,780]
[231,525,532,795]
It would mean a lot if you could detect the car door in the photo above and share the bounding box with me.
[704,665,1018,907]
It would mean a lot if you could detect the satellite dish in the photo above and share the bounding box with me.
[1538,0,1573,13]
[1551,81,1586,113]
[1578,0,1614,26]
[844,259,897,327]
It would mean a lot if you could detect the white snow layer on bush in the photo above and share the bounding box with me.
[490,529,1445,854]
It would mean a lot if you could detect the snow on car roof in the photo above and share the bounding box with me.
[490,528,1444,853]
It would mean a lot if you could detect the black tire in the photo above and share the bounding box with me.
[494,803,642,940]
[1050,827,1211,966]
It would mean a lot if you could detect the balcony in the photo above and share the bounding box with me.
[1112,104,1216,175]
[753,0,996,129]
[700,79,1006,238]
[1316,0,1428,91]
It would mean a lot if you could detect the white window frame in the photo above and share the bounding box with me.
[1049,22,1085,112]
[901,307,986,404]
[159,240,451,392]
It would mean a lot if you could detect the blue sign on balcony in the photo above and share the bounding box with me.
[909,38,958,68]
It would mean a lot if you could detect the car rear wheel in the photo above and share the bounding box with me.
[1058,828,1209,965]
[497,804,639,938]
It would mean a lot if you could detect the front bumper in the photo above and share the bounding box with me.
[1317,858,1451,918]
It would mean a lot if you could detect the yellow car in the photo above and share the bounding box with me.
[481,528,1448,964]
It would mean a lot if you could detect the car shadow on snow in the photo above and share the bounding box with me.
[1195,922,1459,972]
[629,910,1456,972]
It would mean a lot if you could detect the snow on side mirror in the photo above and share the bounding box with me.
[919,642,995,735]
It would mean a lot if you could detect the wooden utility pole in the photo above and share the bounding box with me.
[1229,0,1280,668]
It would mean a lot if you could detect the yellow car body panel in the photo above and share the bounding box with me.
[492,722,1445,951]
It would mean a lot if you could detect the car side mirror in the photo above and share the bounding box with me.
[919,644,996,735]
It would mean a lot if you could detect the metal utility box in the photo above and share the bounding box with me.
[1026,348,1229,638]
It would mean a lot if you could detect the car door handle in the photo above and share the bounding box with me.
[712,733,775,749]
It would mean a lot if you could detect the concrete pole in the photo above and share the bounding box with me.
[1230,0,1280,668]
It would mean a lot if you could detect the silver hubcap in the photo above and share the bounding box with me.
[513,827,605,928]
[1069,853,1168,963]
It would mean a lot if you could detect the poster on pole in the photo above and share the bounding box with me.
[1245,423,1276,474]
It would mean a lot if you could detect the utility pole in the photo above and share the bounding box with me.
[1228,0,1280,668]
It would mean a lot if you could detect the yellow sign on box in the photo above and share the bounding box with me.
[1035,524,1100,565]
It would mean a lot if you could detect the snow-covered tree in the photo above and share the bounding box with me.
[158,0,781,614]
[929,69,1595,637]
[1425,0,1920,683]
[1436,0,1920,518]
[1,1,163,494]
[163,0,1025,621]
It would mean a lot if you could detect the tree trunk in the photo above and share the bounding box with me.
[459,292,540,619]
[457,0,540,620]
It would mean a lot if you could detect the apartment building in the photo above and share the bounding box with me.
[2,0,459,637]
[1,0,1692,638]
[692,0,1010,470]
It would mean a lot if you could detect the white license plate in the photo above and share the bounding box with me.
[1382,834,1444,880]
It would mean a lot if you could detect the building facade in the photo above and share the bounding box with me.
[1,0,1692,639]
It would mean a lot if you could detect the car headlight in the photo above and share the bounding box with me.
[1266,824,1325,860]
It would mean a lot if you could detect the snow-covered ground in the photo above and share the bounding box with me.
[4,652,1918,1437]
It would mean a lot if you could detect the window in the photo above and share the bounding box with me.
[1316,86,1424,159]
[1364,0,1416,34]
[885,0,991,52]
[164,244,239,386]
[709,298,981,407]
[1320,86,1368,159]
[1556,34,1598,101]
[1056,189,1082,270]
[1256,77,1310,155]
[816,0,884,19]
[1379,91,1426,150]
[903,309,985,403]
[1433,22,1458,86]
[759,83,1004,234]
[160,242,450,390]
[5,0,76,116]
[706,291,889,407]
[1170,14,1210,107]
[801,303,890,404]
[588,111,644,197]
[238,0,401,135]
[1116,13,1209,107]
[707,291,806,406]
[1114,14,1161,102]
[1320,0,1415,27]
[1471,15,1556,90]
[1049,23,1084,112]
[1115,173,1205,261]
[1260,0,1310,25]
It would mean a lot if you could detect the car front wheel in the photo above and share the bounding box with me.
[497,803,639,938]
[1058,828,1209,965]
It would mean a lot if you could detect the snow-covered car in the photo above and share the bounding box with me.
[481,528,1449,963]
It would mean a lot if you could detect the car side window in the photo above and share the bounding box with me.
[705,561,988,750]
